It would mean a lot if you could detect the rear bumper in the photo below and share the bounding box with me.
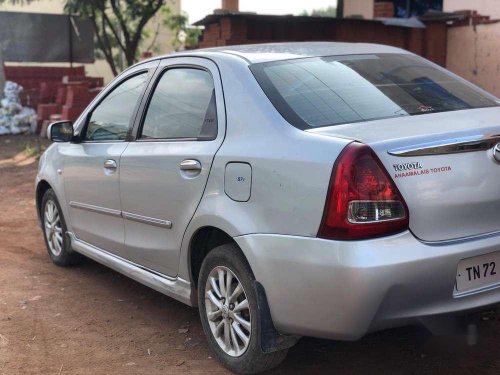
[235,231,500,340]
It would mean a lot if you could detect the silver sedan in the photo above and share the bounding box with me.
[36,42,500,374]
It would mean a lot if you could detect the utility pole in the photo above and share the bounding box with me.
[0,49,5,95]
[336,0,344,18]
[68,14,74,68]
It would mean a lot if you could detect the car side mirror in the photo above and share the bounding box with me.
[49,121,74,142]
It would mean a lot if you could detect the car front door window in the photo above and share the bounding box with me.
[85,72,148,141]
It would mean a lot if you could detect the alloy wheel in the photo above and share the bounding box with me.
[44,200,63,257]
[205,266,252,357]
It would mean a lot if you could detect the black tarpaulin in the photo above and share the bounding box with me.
[0,11,94,63]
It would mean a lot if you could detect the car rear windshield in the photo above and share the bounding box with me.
[250,54,499,129]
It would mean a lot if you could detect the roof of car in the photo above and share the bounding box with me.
[184,42,411,64]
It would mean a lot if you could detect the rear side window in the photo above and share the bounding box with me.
[85,72,148,141]
[140,68,217,140]
[250,54,499,129]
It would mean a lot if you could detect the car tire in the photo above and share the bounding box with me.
[198,243,288,374]
[41,189,83,267]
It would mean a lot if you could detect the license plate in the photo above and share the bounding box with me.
[456,252,500,293]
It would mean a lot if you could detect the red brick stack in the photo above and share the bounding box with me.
[4,66,85,93]
[40,75,103,124]
[4,66,104,131]
[61,85,100,122]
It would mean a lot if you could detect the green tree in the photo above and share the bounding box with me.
[184,27,202,50]
[65,0,170,76]
[162,8,201,51]
[300,6,337,17]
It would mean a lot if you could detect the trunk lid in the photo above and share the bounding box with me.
[308,107,500,242]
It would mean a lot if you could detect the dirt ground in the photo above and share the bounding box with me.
[1,134,500,374]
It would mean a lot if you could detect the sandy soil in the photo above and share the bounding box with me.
[1,134,500,374]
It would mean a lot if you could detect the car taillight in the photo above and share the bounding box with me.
[318,142,409,240]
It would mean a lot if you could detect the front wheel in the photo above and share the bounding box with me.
[198,244,288,374]
[41,189,82,267]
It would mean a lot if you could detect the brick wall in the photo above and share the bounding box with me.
[198,15,448,66]
[373,2,395,18]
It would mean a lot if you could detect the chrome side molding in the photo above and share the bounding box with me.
[388,134,500,157]
[70,201,122,218]
[68,232,194,306]
[70,201,172,229]
[123,212,172,229]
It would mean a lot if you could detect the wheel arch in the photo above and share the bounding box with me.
[36,180,52,221]
[189,226,244,288]
[190,226,300,356]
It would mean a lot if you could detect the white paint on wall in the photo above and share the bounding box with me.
[447,23,500,97]
[344,0,374,19]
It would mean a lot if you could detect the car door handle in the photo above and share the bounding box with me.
[104,159,117,170]
[180,159,202,171]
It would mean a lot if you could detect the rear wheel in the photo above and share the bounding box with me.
[198,244,288,374]
[41,189,82,267]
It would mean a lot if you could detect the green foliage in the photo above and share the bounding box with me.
[184,27,202,50]
[300,6,337,17]
[22,140,43,158]
[163,7,201,51]
[163,7,187,51]
[64,0,169,75]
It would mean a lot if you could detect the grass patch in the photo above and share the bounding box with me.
[22,140,44,158]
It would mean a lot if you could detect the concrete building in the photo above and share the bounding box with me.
[344,0,375,19]
[343,0,500,21]
[0,0,181,83]
[444,0,500,19]
[340,0,500,97]
[446,12,500,97]
[343,0,444,19]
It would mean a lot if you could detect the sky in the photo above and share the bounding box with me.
[182,0,338,24]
